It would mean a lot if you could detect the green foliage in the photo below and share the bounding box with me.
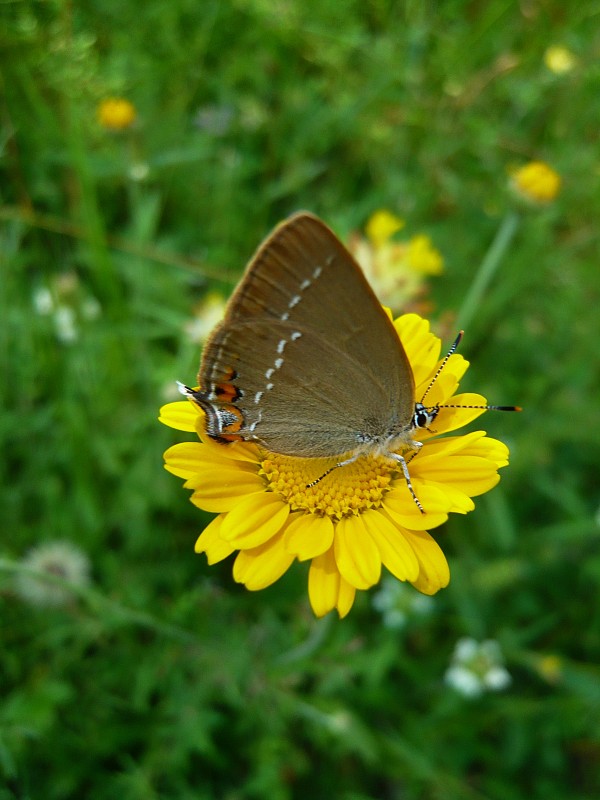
[1,1,599,798]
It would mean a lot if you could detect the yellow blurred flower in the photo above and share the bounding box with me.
[97,97,137,131]
[365,210,405,247]
[535,654,563,684]
[544,45,577,75]
[511,161,561,204]
[406,234,444,276]
[350,212,443,311]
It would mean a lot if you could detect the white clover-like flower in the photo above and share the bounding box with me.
[14,541,92,608]
[445,637,511,698]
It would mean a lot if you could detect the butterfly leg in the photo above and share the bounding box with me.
[306,452,362,488]
[388,443,425,513]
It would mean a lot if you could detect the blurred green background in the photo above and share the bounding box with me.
[2,1,599,798]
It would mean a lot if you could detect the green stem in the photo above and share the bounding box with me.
[456,211,520,332]
[275,614,334,665]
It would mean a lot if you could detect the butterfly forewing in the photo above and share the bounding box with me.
[198,213,415,457]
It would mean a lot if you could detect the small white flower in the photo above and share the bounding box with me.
[33,287,54,315]
[14,541,91,608]
[129,162,150,182]
[81,296,102,320]
[445,637,511,698]
[325,710,352,734]
[484,666,512,692]
[372,576,434,630]
[54,305,78,343]
[444,666,483,698]
[454,637,479,661]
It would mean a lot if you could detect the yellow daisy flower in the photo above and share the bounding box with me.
[535,654,563,685]
[350,214,443,312]
[97,97,137,131]
[160,313,510,618]
[510,161,561,204]
[543,45,577,75]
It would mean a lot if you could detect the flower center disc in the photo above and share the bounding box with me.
[260,452,395,519]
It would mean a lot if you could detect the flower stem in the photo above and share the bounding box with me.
[456,211,520,332]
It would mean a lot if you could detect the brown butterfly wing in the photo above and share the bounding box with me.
[198,212,415,457]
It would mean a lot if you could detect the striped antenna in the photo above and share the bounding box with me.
[421,330,521,414]
[420,330,464,405]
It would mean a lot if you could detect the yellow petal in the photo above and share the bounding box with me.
[163,442,205,479]
[232,532,295,590]
[365,209,405,245]
[284,513,334,561]
[220,493,290,548]
[404,529,450,594]
[186,460,265,512]
[418,455,502,497]
[447,353,469,380]
[159,401,199,432]
[414,356,469,405]
[191,484,266,513]
[199,434,262,464]
[394,314,441,383]
[456,435,510,468]
[428,484,475,514]
[194,515,235,563]
[184,456,260,486]
[337,576,356,618]
[419,430,486,459]
[418,430,510,475]
[334,515,381,590]
[361,510,419,582]
[434,394,489,434]
[384,483,450,530]
[308,547,356,618]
